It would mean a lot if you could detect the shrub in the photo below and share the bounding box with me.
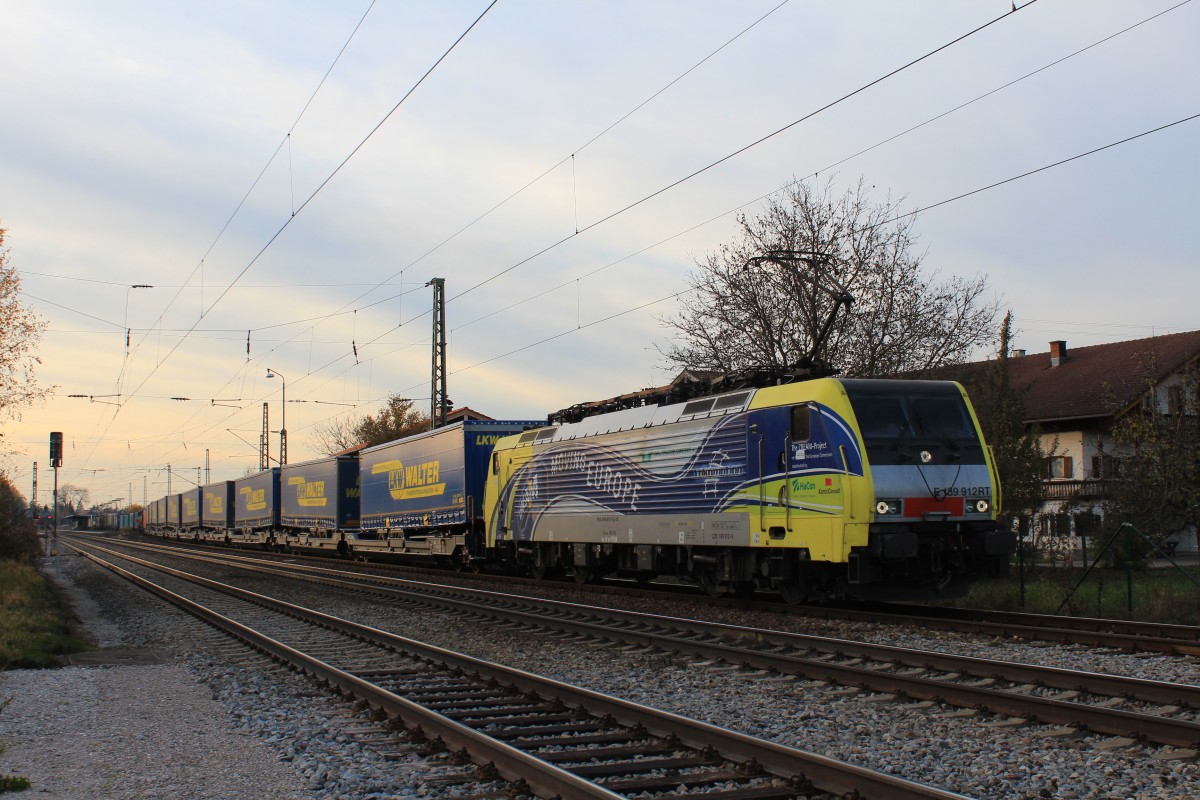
[0,474,39,562]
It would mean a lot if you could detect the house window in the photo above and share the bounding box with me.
[1167,385,1186,415]
[1074,512,1101,536]
[1090,454,1120,479]
[1038,513,1072,536]
[1044,455,1073,479]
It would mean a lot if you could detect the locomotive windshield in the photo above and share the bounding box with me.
[841,380,984,464]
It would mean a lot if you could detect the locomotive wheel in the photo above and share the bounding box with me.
[777,579,806,605]
[572,565,593,584]
[530,561,553,581]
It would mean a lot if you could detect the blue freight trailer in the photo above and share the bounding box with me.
[202,480,235,532]
[280,455,360,531]
[353,419,539,562]
[233,468,280,534]
[166,493,182,532]
[181,487,201,532]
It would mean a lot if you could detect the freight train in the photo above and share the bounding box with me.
[144,376,1014,602]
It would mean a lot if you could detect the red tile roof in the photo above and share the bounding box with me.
[976,330,1200,423]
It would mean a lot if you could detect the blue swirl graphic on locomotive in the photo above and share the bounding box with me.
[495,403,863,541]
[745,401,865,516]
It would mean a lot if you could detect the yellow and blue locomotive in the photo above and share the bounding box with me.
[484,377,1012,601]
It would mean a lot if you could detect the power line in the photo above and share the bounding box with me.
[77,2,500,473]
[449,1,1040,304]
[892,112,1200,223]
[216,1,794,387]
[447,1,1193,337]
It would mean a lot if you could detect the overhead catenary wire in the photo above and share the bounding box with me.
[34,0,1046,423]
[448,0,1042,304]
[453,1,1193,335]
[73,2,500,472]
[215,0,795,381]
[62,2,1195,490]
[146,104,1199,476]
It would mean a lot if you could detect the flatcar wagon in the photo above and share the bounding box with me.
[484,377,1013,602]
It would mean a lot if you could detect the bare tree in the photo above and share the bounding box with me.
[57,483,90,513]
[0,221,51,435]
[308,394,432,455]
[660,178,1000,377]
[308,414,364,456]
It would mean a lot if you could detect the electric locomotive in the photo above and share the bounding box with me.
[484,376,1012,601]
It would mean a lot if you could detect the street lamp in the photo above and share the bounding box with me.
[265,368,286,465]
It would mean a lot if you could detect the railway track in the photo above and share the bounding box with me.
[64,537,972,800]
[794,601,1200,658]
[74,535,1200,751]
[132,531,1200,656]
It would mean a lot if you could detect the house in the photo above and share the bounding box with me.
[965,331,1200,551]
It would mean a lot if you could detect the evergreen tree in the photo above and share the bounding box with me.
[966,312,1044,527]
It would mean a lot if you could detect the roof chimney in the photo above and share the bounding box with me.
[1049,340,1067,367]
[1012,349,1026,357]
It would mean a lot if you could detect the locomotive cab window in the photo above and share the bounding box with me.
[911,396,972,440]
[851,396,914,439]
[790,405,811,442]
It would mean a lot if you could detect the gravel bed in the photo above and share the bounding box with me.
[54,539,1200,798]
[366,564,1200,688]
[0,664,314,800]
[179,556,1200,800]
[0,552,518,800]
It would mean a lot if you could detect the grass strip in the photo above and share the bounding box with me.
[0,560,91,670]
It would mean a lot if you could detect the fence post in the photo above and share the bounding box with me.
[1017,526,1026,608]
[1125,523,1135,619]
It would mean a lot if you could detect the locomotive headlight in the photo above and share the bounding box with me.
[975,499,990,513]
[876,499,901,515]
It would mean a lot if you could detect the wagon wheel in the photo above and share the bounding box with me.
[451,548,480,573]
[572,565,593,584]
[696,570,727,598]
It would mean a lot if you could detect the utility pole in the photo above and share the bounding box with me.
[31,462,38,517]
[259,403,269,471]
[428,277,449,430]
[205,449,210,484]
[266,368,286,466]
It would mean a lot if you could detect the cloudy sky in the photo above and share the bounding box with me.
[1,1,1196,508]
